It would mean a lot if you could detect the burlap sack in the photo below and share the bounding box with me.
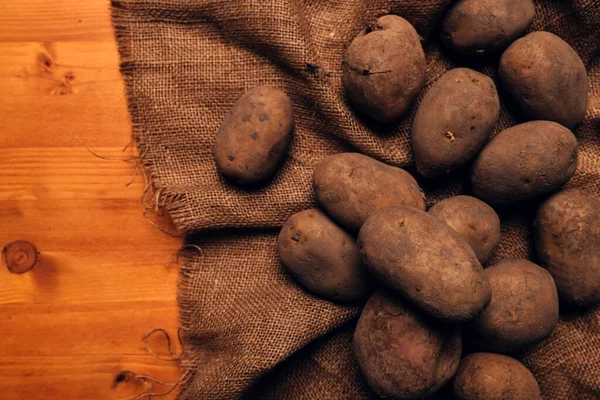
[111,0,600,398]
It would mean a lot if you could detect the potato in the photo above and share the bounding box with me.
[428,196,501,264]
[442,0,535,55]
[342,15,426,123]
[412,68,500,178]
[358,205,491,321]
[453,353,541,400]
[464,259,559,353]
[534,189,600,307]
[213,86,294,185]
[313,153,425,233]
[471,121,577,205]
[499,32,589,129]
[277,209,372,304]
[354,288,462,399]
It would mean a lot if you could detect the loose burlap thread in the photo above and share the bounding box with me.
[111,0,600,398]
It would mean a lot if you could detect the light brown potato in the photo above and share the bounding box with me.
[499,31,589,129]
[412,68,500,178]
[277,209,372,304]
[428,196,501,264]
[471,121,578,205]
[342,15,426,123]
[358,205,491,321]
[213,86,294,185]
[453,353,541,400]
[535,189,600,307]
[442,0,535,55]
[313,153,425,233]
[354,288,462,399]
[464,259,559,353]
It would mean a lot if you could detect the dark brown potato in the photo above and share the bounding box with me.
[277,209,372,304]
[428,196,501,264]
[471,121,578,205]
[442,0,535,55]
[354,288,462,399]
[342,15,426,123]
[535,189,600,307]
[465,259,559,353]
[213,86,294,185]
[358,205,491,321]
[313,153,425,233]
[412,68,500,178]
[453,353,541,400]
[499,31,589,129]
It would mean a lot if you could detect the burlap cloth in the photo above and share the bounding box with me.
[111,0,600,398]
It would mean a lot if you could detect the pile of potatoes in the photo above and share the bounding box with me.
[213,0,598,398]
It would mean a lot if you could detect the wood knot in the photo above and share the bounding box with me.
[2,240,38,274]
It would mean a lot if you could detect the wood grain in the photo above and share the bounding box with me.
[0,1,182,398]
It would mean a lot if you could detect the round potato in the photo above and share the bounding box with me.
[535,189,600,307]
[471,121,578,205]
[358,205,491,321]
[499,31,589,129]
[342,15,426,123]
[412,68,500,178]
[453,353,541,400]
[313,153,425,233]
[354,288,462,399]
[213,86,294,185]
[277,209,372,304]
[465,259,559,353]
[442,0,535,55]
[428,196,501,264]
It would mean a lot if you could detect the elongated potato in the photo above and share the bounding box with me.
[358,205,491,321]
[471,121,578,205]
[313,153,425,233]
[428,196,501,264]
[412,68,500,178]
[535,189,600,307]
[354,288,462,399]
[277,209,372,304]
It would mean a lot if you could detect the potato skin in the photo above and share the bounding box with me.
[354,288,462,399]
[428,196,501,265]
[453,353,541,400]
[342,15,426,123]
[412,68,500,178]
[442,0,535,55]
[499,32,589,129]
[213,86,294,185]
[471,121,578,205]
[277,209,372,304]
[534,190,600,307]
[313,153,425,233]
[465,259,559,353]
[358,205,491,321]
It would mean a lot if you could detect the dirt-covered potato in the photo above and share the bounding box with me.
[342,15,426,123]
[465,259,559,353]
[313,153,425,233]
[412,68,500,178]
[453,353,541,400]
[354,288,462,399]
[428,196,501,265]
[213,86,294,185]
[277,209,372,304]
[471,121,577,205]
[535,189,600,307]
[358,205,491,321]
[442,0,535,55]
[499,32,589,129]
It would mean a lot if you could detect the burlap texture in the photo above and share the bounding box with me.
[111,0,600,398]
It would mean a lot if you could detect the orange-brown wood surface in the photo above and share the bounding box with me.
[0,1,182,399]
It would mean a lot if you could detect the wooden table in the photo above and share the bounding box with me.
[0,1,182,398]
